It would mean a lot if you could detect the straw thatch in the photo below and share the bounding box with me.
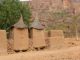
[30,17,44,30]
[0,30,7,54]
[32,29,46,48]
[12,16,28,29]
[50,30,64,38]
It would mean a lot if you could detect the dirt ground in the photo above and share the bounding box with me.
[0,46,80,60]
[5,37,80,60]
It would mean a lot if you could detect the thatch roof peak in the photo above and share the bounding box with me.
[13,15,28,29]
[30,16,44,30]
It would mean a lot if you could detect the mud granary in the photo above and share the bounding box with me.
[10,16,29,51]
[30,17,46,49]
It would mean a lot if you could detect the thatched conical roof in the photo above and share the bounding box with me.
[12,15,28,29]
[30,17,44,30]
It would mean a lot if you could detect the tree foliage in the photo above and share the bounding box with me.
[0,0,31,31]
[21,3,31,26]
[0,0,21,30]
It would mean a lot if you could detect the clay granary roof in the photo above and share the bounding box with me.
[12,15,28,29]
[30,17,44,30]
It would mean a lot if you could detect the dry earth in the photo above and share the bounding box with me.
[0,46,80,60]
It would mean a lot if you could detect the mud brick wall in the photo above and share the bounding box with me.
[44,31,50,47]
[32,29,46,48]
[44,31,49,38]
[12,28,29,50]
[50,30,64,38]
[49,37,64,50]
[0,30,7,54]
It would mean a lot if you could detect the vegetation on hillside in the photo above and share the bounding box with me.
[47,9,80,38]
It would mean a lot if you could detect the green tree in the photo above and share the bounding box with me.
[0,0,21,30]
[20,3,31,27]
[0,0,31,31]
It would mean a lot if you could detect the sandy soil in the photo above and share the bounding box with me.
[0,46,80,60]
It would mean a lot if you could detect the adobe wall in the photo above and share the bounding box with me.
[0,30,7,55]
[32,29,46,48]
[50,30,64,38]
[49,37,64,50]
[44,31,50,47]
[48,30,64,50]
[12,28,29,50]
